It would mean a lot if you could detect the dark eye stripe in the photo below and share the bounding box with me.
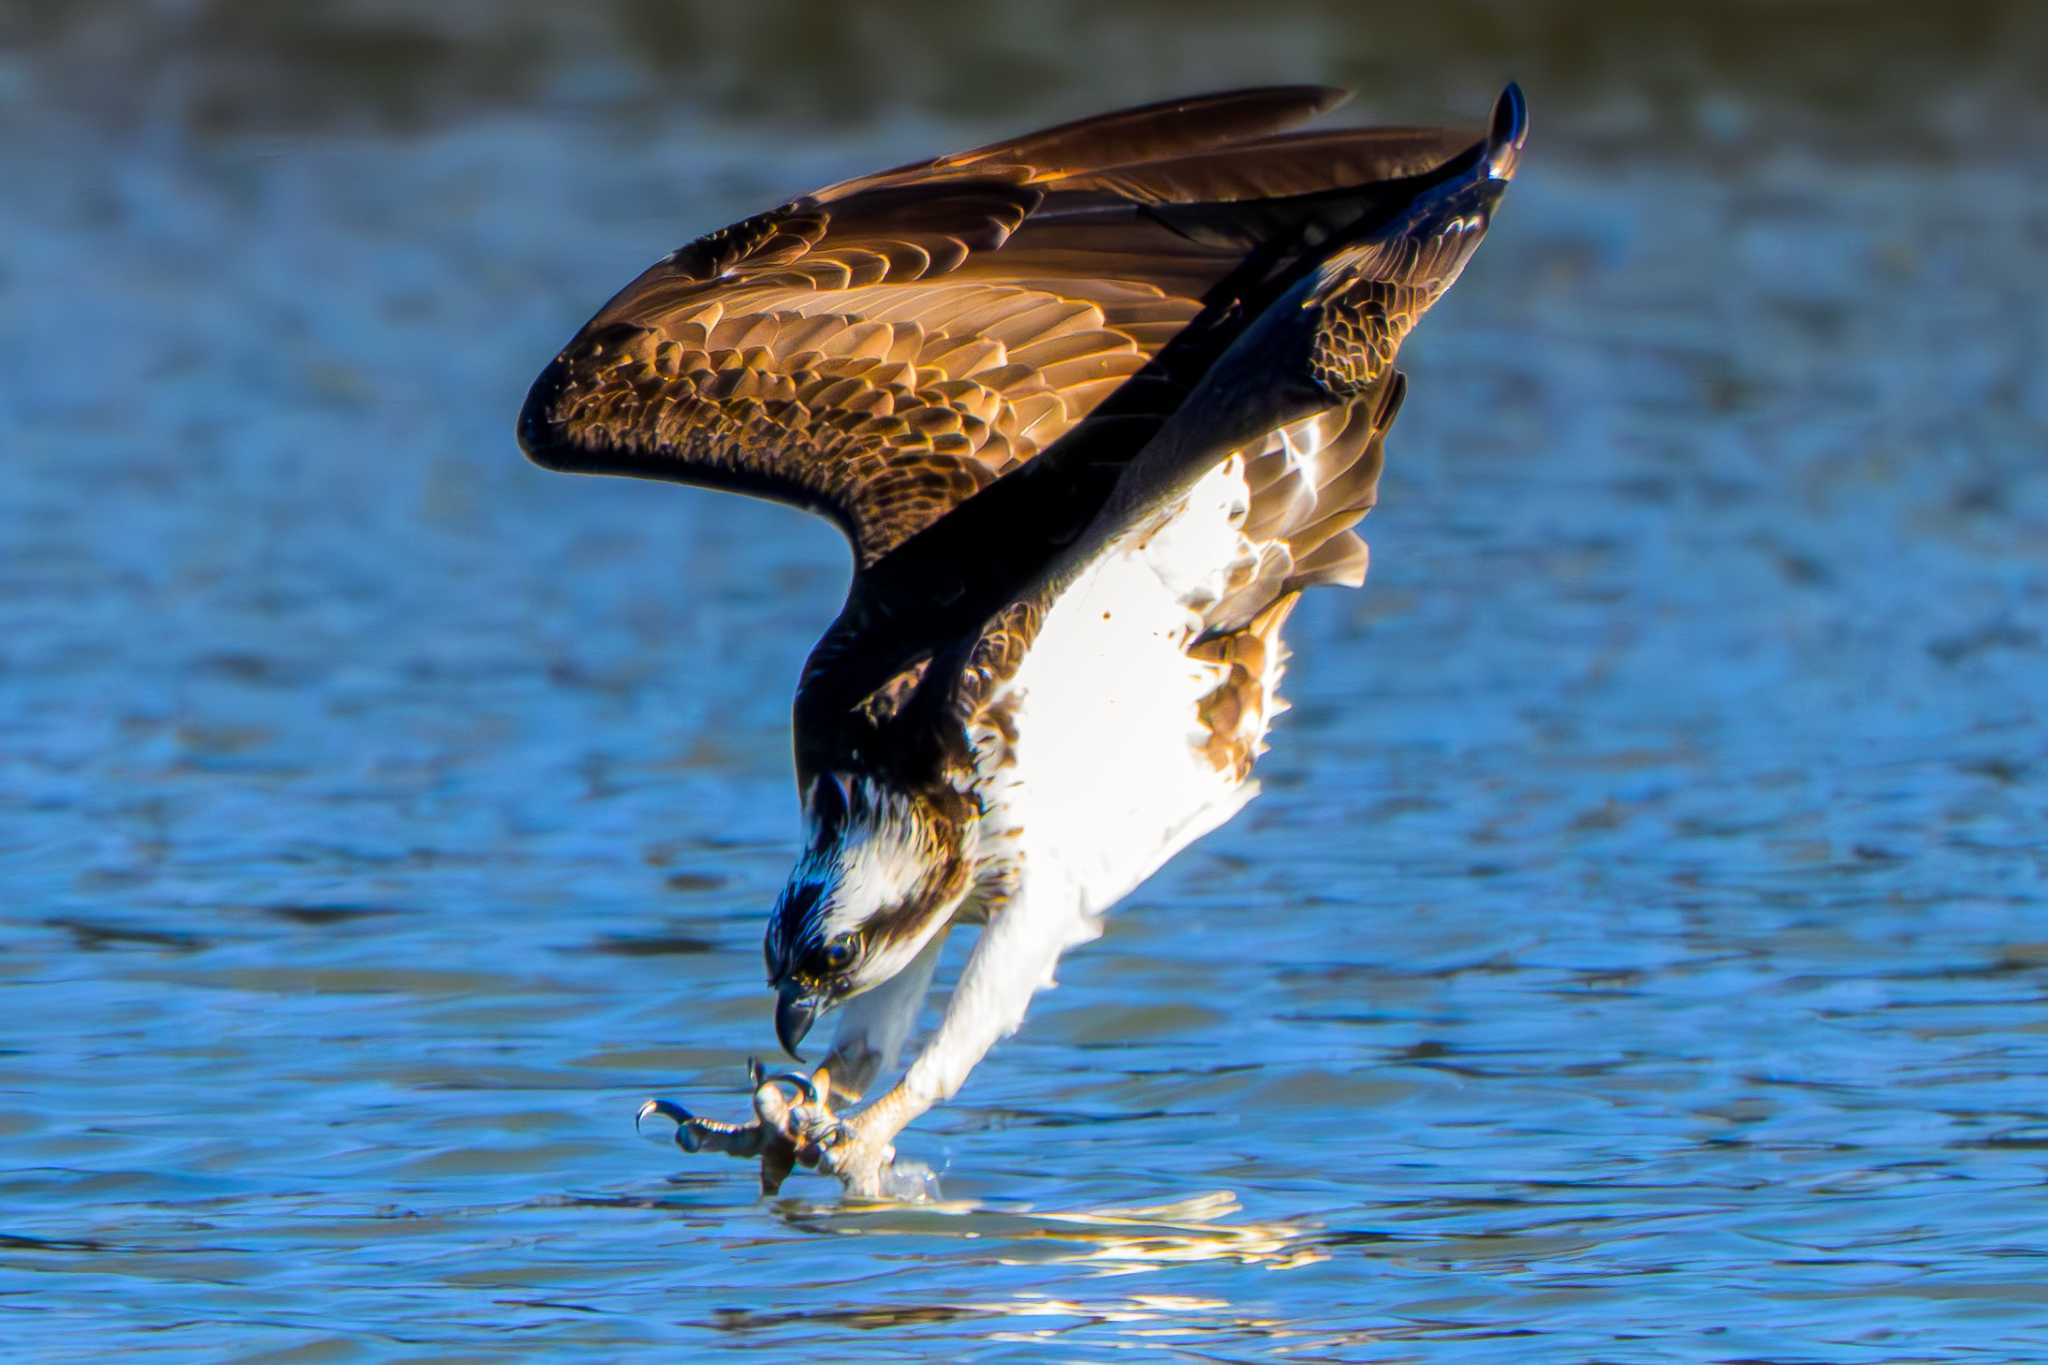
[771,878,830,972]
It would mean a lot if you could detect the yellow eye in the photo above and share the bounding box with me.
[823,935,856,970]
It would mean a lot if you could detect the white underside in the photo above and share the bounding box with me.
[977,457,1271,913]
[896,458,1284,1102]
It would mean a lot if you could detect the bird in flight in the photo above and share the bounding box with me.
[520,83,1525,1198]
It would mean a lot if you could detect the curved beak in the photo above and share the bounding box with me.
[774,983,820,1061]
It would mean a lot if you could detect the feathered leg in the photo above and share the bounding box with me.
[800,872,1099,1198]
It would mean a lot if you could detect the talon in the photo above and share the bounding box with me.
[636,1095,762,1156]
[637,1064,864,1187]
[635,1097,692,1136]
[763,1070,820,1104]
[794,1111,858,1170]
[638,1097,715,1150]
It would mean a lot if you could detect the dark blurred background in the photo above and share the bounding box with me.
[10,0,2045,155]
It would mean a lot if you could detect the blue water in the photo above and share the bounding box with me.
[4,4,2046,1359]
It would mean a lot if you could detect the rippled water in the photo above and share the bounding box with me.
[5,3,2047,1359]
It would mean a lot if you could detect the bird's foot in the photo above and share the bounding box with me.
[784,1076,939,1201]
[637,1062,933,1201]
[793,1110,895,1202]
[766,1063,894,1200]
[635,1059,817,1195]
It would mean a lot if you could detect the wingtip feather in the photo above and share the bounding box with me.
[1487,82,1529,181]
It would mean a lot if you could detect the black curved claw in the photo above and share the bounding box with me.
[1488,82,1529,180]
[636,1097,714,1152]
[760,1069,820,1105]
[636,1097,693,1135]
[636,1096,761,1155]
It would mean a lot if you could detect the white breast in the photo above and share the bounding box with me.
[968,457,1275,918]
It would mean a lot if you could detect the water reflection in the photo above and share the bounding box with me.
[791,1190,1329,1272]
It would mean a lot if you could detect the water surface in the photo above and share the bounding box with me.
[3,3,2046,1359]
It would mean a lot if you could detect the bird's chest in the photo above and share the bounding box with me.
[965,463,1266,917]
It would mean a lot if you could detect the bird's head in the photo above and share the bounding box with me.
[763,773,976,1058]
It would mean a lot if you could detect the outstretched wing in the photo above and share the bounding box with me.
[517,87,1474,567]
[813,85,1523,783]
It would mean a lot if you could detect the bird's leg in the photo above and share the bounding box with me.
[805,878,1095,1198]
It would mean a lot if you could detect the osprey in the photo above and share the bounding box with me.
[520,84,1525,1198]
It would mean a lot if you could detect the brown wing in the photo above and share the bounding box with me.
[918,86,1525,786]
[517,87,1480,567]
[1214,369,1406,627]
